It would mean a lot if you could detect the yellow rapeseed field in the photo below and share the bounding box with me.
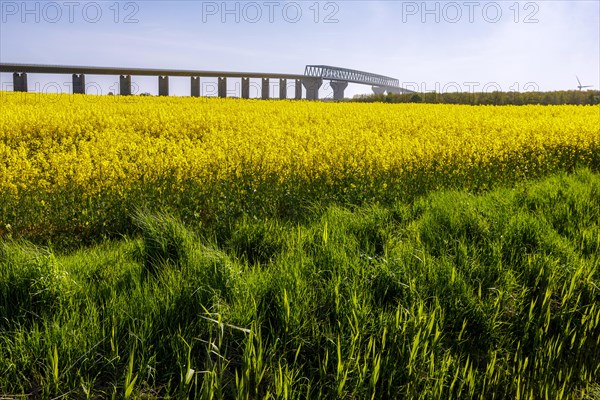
[1,92,599,238]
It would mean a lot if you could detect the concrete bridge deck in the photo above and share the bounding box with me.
[0,63,411,99]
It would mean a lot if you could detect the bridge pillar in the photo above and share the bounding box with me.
[191,77,200,97]
[72,74,85,94]
[241,77,250,99]
[279,78,287,99]
[372,86,386,95]
[262,78,269,100]
[13,72,27,92]
[302,78,322,100]
[159,76,169,96]
[218,77,227,98]
[295,79,302,100]
[120,75,132,95]
[330,80,348,100]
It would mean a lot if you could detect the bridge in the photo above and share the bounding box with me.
[0,63,411,100]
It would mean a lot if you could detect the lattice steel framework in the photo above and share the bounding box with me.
[304,65,399,87]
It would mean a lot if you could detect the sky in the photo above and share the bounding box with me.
[1,0,599,98]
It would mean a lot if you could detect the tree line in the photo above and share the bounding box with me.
[348,90,600,105]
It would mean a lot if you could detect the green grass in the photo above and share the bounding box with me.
[1,169,599,398]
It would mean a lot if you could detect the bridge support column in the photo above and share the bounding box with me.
[218,77,227,98]
[72,74,85,94]
[120,75,131,95]
[13,72,27,92]
[191,77,200,97]
[330,80,348,100]
[262,78,269,100]
[372,86,386,95]
[241,77,250,99]
[159,76,169,96]
[302,78,322,100]
[295,79,302,99]
[279,78,287,99]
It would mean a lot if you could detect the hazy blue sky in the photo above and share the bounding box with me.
[1,0,599,97]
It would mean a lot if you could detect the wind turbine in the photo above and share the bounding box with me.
[576,76,592,91]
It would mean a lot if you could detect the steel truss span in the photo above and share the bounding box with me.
[304,65,400,88]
